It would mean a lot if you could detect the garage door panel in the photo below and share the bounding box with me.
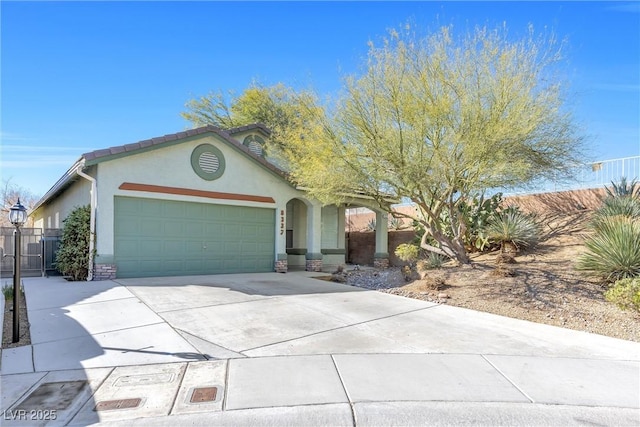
[163,222,185,238]
[204,223,223,237]
[118,220,141,235]
[241,225,257,238]
[164,240,185,254]
[224,258,242,271]
[205,244,224,256]
[243,258,272,271]
[117,240,139,258]
[117,197,140,214]
[163,259,184,271]
[255,226,273,239]
[242,242,258,252]
[184,241,203,255]
[225,224,241,237]
[117,260,139,274]
[184,222,203,238]
[205,259,223,271]
[257,242,274,252]
[139,240,163,256]
[140,199,163,215]
[139,259,163,271]
[164,203,186,219]
[115,196,275,278]
[185,259,203,271]
[203,204,220,216]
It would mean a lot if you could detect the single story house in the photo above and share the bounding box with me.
[32,124,392,280]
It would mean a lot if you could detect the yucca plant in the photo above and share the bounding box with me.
[577,216,640,282]
[589,195,640,233]
[423,252,447,269]
[605,177,639,198]
[365,218,376,231]
[484,210,540,255]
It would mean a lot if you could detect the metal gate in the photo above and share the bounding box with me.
[0,228,62,278]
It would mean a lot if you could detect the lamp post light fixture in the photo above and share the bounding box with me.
[9,199,27,343]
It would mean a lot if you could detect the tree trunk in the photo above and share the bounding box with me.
[502,241,518,257]
[420,227,471,265]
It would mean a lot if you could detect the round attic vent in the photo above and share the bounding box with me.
[191,144,225,181]
[198,152,220,173]
[247,141,263,156]
[243,134,265,157]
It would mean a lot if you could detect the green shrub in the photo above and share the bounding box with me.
[2,283,13,300]
[604,277,640,312]
[484,210,539,254]
[577,216,640,281]
[394,243,420,263]
[2,282,24,300]
[54,205,93,281]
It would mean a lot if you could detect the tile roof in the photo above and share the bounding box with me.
[81,123,287,178]
[226,123,271,136]
[33,124,289,212]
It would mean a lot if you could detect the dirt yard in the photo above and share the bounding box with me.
[344,211,640,342]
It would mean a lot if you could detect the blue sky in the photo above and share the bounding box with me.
[1,1,639,196]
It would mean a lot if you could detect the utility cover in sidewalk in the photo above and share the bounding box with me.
[94,398,142,411]
[15,381,87,411]
[190,387,218,403]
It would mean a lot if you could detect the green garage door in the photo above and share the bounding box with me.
[114,196,275,278]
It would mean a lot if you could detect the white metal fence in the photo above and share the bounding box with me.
[502,155,640,196]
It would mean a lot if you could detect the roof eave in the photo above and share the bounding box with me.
[31,158,85,214]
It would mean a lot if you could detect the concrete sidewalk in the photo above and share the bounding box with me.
[1,273,639,426]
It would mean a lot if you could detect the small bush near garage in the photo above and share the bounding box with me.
[604,277,640,313]
[55,205,92,281]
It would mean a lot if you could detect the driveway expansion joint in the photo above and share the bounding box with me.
[487,355,535,403]
[331,354,358,426]
[240,306,437,353]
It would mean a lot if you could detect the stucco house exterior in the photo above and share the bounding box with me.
[32,124,391,280]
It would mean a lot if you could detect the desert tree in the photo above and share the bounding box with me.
[279,24,585,264]
[182,82,321,157]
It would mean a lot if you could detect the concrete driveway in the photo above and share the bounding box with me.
[115,271,639,360]
[2,272,639,426]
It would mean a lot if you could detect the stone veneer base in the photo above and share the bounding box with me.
[373,258,390,269]
[275,259,288,273]
[305,259,323,272]
[93,264,117,280]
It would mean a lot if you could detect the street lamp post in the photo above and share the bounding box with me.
[9,199,27,343]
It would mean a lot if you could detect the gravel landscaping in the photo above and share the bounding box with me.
[335,212,640,342]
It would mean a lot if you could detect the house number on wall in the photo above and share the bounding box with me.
[280,210,285,235]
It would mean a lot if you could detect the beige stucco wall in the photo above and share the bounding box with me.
[31,176,92,229]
